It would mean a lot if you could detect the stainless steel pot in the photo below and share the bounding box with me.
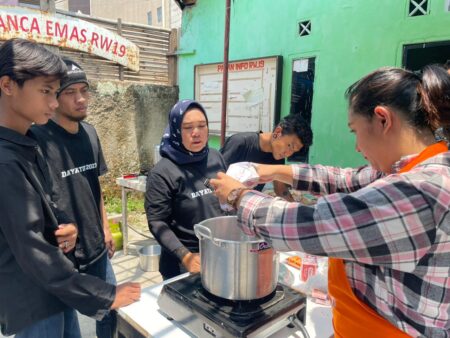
[194,215,279,300]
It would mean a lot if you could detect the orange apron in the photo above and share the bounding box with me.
[328,141,448,338]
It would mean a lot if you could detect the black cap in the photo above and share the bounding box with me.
[57,58,89,96]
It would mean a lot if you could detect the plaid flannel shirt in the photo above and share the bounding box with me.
[237,152,450,337]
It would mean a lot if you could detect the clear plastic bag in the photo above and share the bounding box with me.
[226,162,260,188]
[279,252,329,298]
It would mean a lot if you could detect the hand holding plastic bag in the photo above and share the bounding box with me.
[215,162,260,211]
[225,162,260,188]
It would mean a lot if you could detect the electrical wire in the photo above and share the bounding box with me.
[289,314,311,338]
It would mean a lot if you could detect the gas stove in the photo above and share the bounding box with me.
[157,273,307,338]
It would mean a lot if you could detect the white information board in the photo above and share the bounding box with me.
[194,56,282,136]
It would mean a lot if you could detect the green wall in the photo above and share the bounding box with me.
[177,0,450,167]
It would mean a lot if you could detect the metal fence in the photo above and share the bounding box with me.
[57,10,173,85]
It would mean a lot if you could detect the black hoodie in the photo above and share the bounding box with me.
[0,126,114,335]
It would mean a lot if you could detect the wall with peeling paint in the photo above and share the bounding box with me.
[86,81,178,191]
[177,0,450,167]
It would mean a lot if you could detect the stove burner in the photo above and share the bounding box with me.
[194,284,285,321]
[157,274,307,338]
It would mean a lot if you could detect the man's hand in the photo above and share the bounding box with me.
[256,164,295,185]
[55,223,78,253]
[181,252,201,273]
[273,181,295,202]
[104,228,115,258]
[110,282,141,309]
[99,193,115,258]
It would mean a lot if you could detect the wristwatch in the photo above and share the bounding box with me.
[226,187,250,209]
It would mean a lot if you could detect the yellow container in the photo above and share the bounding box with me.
[108,216,123,251]
[111,230,123,251]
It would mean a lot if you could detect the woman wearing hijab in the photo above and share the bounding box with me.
[145,100,228,280]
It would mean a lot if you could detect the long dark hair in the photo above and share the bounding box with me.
[345,65,450,132]
[0,39,66,92]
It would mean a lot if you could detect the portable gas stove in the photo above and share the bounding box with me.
[157,273,307,338]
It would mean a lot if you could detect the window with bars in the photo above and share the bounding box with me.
[298,20,311,36]
[409,0,429,16]
[68,0,91,14]
[18,0,39,8]
[147,11,152,26]
[157,6,162,23]
[289,57,315,162]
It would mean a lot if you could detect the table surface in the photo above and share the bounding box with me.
[118,253,333,338]
[116,177,147,192]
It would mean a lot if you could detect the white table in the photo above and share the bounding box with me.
[117,254,333,338]
[116,177,146,255]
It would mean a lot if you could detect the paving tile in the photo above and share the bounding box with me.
[111,232,163,289]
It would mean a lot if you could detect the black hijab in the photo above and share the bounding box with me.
[159,99,209,165]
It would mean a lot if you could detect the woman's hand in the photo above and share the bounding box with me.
[55,223,78,253]
[181,252,201,273]
[209,172,246,204]
[256,164,294,186]
[255,164,278,183]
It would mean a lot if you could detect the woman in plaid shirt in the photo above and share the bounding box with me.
[211,65,450,337]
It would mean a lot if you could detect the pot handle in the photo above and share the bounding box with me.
[194,224,223,247]
[194,224,212,240]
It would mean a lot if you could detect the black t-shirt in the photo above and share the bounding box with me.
[220,132,284,190]
[145,149,227,254]
[30,120,108,268]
